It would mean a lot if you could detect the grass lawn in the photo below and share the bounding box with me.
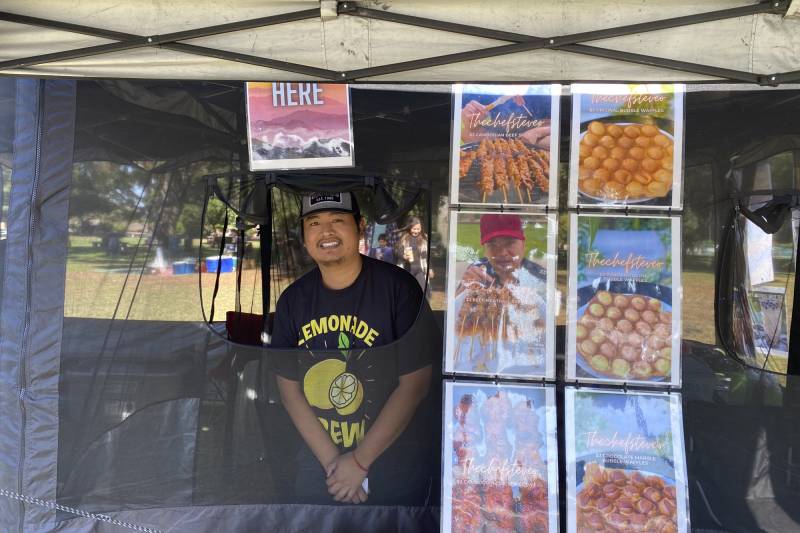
[65,235,766,351]
[65,235,273,320]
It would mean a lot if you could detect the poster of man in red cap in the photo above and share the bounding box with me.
[444,211,558,378]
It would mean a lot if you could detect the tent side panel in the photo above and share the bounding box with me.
[23,79,76,532]
[0,77,41,533]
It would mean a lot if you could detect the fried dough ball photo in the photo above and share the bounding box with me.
[576,292,674,380]
[624,308,640,322]
[578,121,675,201]
[596,291,613,306]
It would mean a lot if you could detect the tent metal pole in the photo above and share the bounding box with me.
[0,9,321,41]
[0,42,150,71]
[342,42,762,84]
[340,2,782,82]
[342,2,787,45]
[771,70,800,84]
[343,43,547,80]
[0,9,337,79]
[0,2,793,83]
[556,45,762,84]
[166,44,340,80]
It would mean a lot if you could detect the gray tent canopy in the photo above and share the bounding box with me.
[0,1,800,83]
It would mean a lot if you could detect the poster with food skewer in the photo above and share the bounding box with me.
[568,84,684,209]
[443,382,559,533]
[567,213,682,386]
[451,84,560,208]
[445,211,558,379]
[565,387,689,533]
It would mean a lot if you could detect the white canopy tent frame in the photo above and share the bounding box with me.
[0,0,798,83]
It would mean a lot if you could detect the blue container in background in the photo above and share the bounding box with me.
[206,255,236,273]
[172,260,195,275]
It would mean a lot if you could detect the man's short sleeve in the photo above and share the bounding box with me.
[269,291,299,381]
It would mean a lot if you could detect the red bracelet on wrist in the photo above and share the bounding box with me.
[352,450,369,472]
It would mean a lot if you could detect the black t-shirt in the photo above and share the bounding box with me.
[270,255,430,453]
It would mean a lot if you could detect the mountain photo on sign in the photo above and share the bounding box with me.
[246,82,354,170]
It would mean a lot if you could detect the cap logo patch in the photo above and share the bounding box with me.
[309,193,341,205]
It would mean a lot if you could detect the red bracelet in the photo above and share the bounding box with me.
[352,450,369,472]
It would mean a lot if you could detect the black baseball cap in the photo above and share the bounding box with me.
[299,191,360,220]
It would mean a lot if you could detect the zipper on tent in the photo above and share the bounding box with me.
[17,81,44,533]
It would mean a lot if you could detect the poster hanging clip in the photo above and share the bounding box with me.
[622,381,629,393]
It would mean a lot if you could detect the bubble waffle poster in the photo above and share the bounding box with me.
[246,82,353,170]
[567,213,682,387]
[450,84,561,208]
[565,388,689,533]
[444,211,558,379]
[442,382,559,533]
[568,84,684,210]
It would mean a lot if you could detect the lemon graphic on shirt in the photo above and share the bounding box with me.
[329,373,364,416]
[302,359,364,415]
[303,359,345,410]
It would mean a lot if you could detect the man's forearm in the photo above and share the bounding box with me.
[354,365,431,468]
[276,375,339,468]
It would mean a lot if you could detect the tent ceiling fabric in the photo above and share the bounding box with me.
[0,1,799,82]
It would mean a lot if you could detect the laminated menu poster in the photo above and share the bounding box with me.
[444,211,558,379]
[568,84,684,209]
[565,388,689,533]
[246,82,353,170]
[747,286,790,365]
[450,84,561,208]
[442,382,559,533]
[567,214,682,386]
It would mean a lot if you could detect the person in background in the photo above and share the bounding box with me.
[369,233,395,264]
[395,217,433,291]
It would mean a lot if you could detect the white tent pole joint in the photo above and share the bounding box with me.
[320,0,339,21]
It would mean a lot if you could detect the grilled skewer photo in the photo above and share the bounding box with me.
[458,138,550,204]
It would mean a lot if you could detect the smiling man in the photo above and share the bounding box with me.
[457,213,546,293]
[270,191,433,506]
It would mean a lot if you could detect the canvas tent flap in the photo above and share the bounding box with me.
[0,78,76,532]
[0,1,799,82]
